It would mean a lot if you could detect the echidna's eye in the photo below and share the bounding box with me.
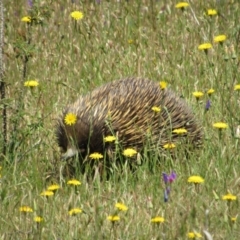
[79,143,86,153]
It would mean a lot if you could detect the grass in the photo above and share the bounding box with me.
[0,0,240,239]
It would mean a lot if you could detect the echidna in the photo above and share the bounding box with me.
[56,77,203,161]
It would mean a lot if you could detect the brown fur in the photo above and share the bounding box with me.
[56,77,203,160]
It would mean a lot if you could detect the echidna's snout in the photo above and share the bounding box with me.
[61,146,78,161]
[61,144,88,161]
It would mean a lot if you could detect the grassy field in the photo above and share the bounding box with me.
[0,0,240,239]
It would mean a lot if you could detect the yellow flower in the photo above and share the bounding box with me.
[163,143,176,149]
[70,11,84,20]
[159,81,167,89]
[128,39,134,44]
[47,184,60,192]
[69,208,82,216]
[19,206,33,213]
[194,233,202,238]
[231,216,237,222]
[24,80,39,87]
[212,122,228,129]
[123,148,137,157]
[187,232,202,238]
[115,203,128,211]
[34,216,44,223]
[67,179,81,186]
[207,89,215,95]
[175,2,189,9]
[222,193,237,201]
[21,16,31,23]
[234,84,240,91]
[40,190,54,197]
[207,9,217,16]
[151,216,165,223]
[89,152,103,160]
[152,106,161,113]
[214,35,227,43]
[192,91,204,99]
[172,128,187,134]
[187,232,195,238]
[187,175,204,184]
[198,43,212,50]
[107,215,120,222]
[104,136,116,142]
[64,113,77,126]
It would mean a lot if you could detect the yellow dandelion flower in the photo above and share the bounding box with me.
[70,11,84,20]
[192,91,204,99]
[19,206,33,213]
[195,233,202,238]
[67,179,81,186]
[188,175,204,184]
[123,148,137,157]
[151,216,165,223]
[187,232,202,238]
[64,113,77,126]
[34,216,43,223]
[89,152,103,160]
[47,184,60,192]
[207,89,215,95]
[163,143,176,149]
[159,81,167,89]
[152,106,161,113]
[212,122,228,129]
[21,16,31,23]
[40,190,54,197]
[175,2,189,9]
[198,43,212,50]
[187,232,195,238]
[115,203,128,211]
[107,215,120,222]
[214,35,227,43]
[24,80,39,87]
[207,9,217,16]
[128,39,134,44]
[69,208,82,216]
[222,193,237,201]
[104,136,116,142]
[231,216,237,222]
[172,128,187,134]
[234,84,240,91]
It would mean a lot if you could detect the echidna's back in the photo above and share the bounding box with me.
[65,77,203,151]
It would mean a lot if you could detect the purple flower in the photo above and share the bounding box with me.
[163,173,168,184]
[162,172,177,184]
[162,172,176,203]
[205,100,211,111]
